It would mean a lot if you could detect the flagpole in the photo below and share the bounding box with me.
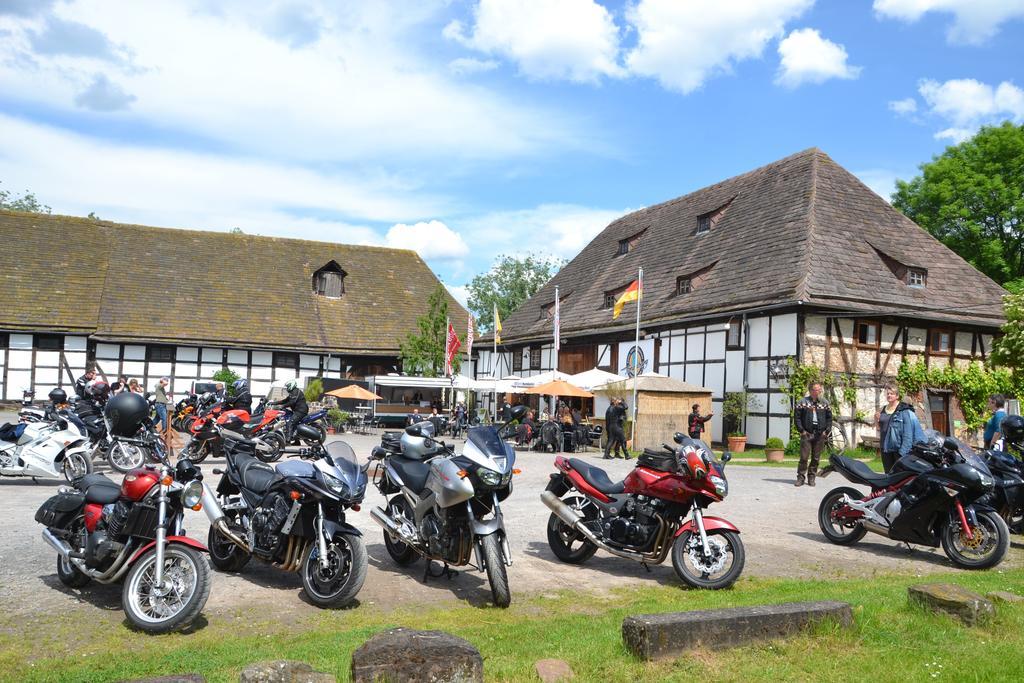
[631,268,642,449]
[553,285,559,417]
[493,303,498,423]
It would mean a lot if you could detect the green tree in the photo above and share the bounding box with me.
[466,254,562,331]
[212,368,240,395]
[400,284,460,377]
[892,122,1024,285]
[0,181,51,214]
[304,378,323,403]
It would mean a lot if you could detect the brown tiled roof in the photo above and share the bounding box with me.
[0,210,468,355]
[495,149,1006,343]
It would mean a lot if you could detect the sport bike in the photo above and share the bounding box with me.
[36,433,210,632]
[201,422,368,608]
[818,432,1009,569]
[541,434,744,589]
[369,410,523,607]
[978,447,1024,535]
[0,416,93,482]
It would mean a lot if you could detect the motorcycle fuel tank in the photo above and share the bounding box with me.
[121,467,160,501]
[428,458,474,508]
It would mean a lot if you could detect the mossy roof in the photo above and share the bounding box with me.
[0,210,468,355]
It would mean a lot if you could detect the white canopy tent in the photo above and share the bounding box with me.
[512,370,572,389]
[569,368,621,391]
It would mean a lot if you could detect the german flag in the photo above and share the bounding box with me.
[613,279,641,319]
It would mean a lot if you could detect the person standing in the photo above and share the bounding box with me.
[794,382,832,487]
[984,395,1008,450]
[687,403,713,441]
[604,398,629,460]
[876,384,904,472]
[153,377,172,434]
[74,368,96,400]
[880,387,925,469]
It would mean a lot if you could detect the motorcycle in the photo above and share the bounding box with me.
[170,394,199,433]
[202,420,368,608]
[0,417,93,482]
[181,402,286,464]
[541,434,744,590]
[818,432,1010,569]
[369,409,524,608]
[979,446,1024,534]
[35,432,211,632]
[277,409,328,446]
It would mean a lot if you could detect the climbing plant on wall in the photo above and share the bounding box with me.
[895,360,1017,429]
[782,358,858,409]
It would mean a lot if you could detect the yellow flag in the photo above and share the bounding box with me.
[612,279,641,319]
[494,304,502,344]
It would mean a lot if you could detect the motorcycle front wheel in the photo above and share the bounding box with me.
[122,545,211,633]
[62,451,93,481]
[301,532,367,608]
[107,442,145,473]
[671,529,745,590]
[941,509,1010,570]
[179,440,208,465]
[480,533,511,608]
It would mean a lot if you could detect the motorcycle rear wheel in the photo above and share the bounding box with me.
[818,487,868,545]
[122,545,211,634]
[671,529,745,590]
[546,496,598,564]
[107,441,145,473]
[179,441,208,465]
[301,532,367,608]
[255,432,285,463]
[207,521,251,572]
[56,518,91,588]
[481,532,511,608]
[383,496,419,566]
[941,509,1010,570]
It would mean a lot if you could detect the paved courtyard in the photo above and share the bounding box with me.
[1,428,1021,620]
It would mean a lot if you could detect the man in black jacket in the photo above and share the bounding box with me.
[74,368,96,400]
[271,379,308,441]
[603,398,630,460]
[224,379,252,414]
[794,382,832,487]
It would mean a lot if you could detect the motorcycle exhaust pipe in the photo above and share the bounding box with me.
[201,483,251,552]
[42,528,71,560]
[860,520,890,537]
[370,506,419,546]
[540,491,647,562]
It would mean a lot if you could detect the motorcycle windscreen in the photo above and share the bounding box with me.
[946,436,993,476]
[321,441,368,493]
[464,426,515,473]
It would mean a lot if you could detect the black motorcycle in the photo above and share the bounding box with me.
[819,432,1010,569]
[979,447,1024,534]
[200,422,368,608]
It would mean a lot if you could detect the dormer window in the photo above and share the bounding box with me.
[696,215,711,235]
[673,261,716,297]
[907,268,926,288]
[676,277,692,295]
[313,261,346,298]
[615,229,646,256]
[695,197,734,235]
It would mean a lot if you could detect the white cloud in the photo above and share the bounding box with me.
[775,28,860,88]
[385,220,470,261]
[914,78,1024,141]
[0,1,589,163]
[445,284,471,307]
[444,0,623,83]
[459,203,624,260]
[625,0,813,93]
[448,57,500,76]
[873,0,1024,44]
[854,169,901,202]
[888,97,918,115]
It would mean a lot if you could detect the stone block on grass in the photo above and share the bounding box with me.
[908,584,994,626]
[987,590,1024,604]
[239,660,335,683]
[351,628,483,683]
[534,659,574,681]
[622,601,853,661]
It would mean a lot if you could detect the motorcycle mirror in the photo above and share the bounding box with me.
[721,452,732,464]
[673,432,685,444]
[509,405,528,422]
[405,423,424,437]
[942,436,960,452]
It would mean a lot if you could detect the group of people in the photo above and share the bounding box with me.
[406,401,469,438]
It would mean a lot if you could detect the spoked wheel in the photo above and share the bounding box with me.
[942,509,1010,570]
[107,441,145,473]
[122,545,211,633]
[56,517,91,588]
[383,495,419,566]
[301,532,367,608]
[480,532,511,608]
[255,432,285,463]
[207,520,251,572]
[818,486,868,545]
[546,495,598,564]
[671,529,745,590]
[62,451,93,482]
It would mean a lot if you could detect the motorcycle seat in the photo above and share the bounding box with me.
[568,458,626,495]
[233,453,279,492]
[388,455,431,493]
[833,455,915,488]
[74,473,121,504]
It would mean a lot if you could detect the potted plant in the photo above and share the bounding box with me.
[764,437,785,462]
[722,392,753,453]
[327,408,346,434]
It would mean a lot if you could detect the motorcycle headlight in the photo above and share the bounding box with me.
[181,480,203,508]
[323,473,350,498]
[709,474,728,498]
[477,468,502,487]
[979,474,994,489]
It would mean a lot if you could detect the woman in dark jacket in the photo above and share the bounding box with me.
[878,384,925,472]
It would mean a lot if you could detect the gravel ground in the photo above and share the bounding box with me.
[1,422,1020,621]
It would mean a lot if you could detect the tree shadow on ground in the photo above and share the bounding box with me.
[521,540,681,588]
[364,541,495,608]
[787,531,951,568]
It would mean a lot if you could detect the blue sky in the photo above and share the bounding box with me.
[1,1,1022,305]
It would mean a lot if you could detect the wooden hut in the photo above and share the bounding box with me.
[594,375,714,450]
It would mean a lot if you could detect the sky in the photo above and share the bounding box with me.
[1,1,1023,307]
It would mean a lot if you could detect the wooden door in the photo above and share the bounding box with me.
[929,393,949,434]
[558,344,596,375]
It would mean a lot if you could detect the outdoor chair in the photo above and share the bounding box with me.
[588,424,603,450]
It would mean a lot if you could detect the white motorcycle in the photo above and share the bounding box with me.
[0,418,93,482]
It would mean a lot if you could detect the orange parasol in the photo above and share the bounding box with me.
[523,379,593,398]
[325,384,383,401]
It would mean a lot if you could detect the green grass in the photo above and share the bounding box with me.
[2,569,1023,682]
[727,447,883,470]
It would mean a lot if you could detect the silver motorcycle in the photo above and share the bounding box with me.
[369,406,525,608]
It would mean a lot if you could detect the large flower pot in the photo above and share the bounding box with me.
[727,435,747,453]
[765,448,784,462]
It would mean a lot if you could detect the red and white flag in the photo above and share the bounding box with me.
[467,315,475,359]
[445,321,461,376]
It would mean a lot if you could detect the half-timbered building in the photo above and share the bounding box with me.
[476,149,1006,447]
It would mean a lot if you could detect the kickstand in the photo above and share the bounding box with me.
[422,560,459,583]
[641,561,652,573]
[903,542,914,553]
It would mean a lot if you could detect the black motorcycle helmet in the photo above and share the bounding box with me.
[232,379,248,394]
[87,380,110,402]
[48,388,68,404]
[104,391,150,437]
[1000,414,1024,447]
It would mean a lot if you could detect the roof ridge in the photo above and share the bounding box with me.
[794,150,821,301]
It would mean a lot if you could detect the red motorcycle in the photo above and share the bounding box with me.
[541,433,744,589]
